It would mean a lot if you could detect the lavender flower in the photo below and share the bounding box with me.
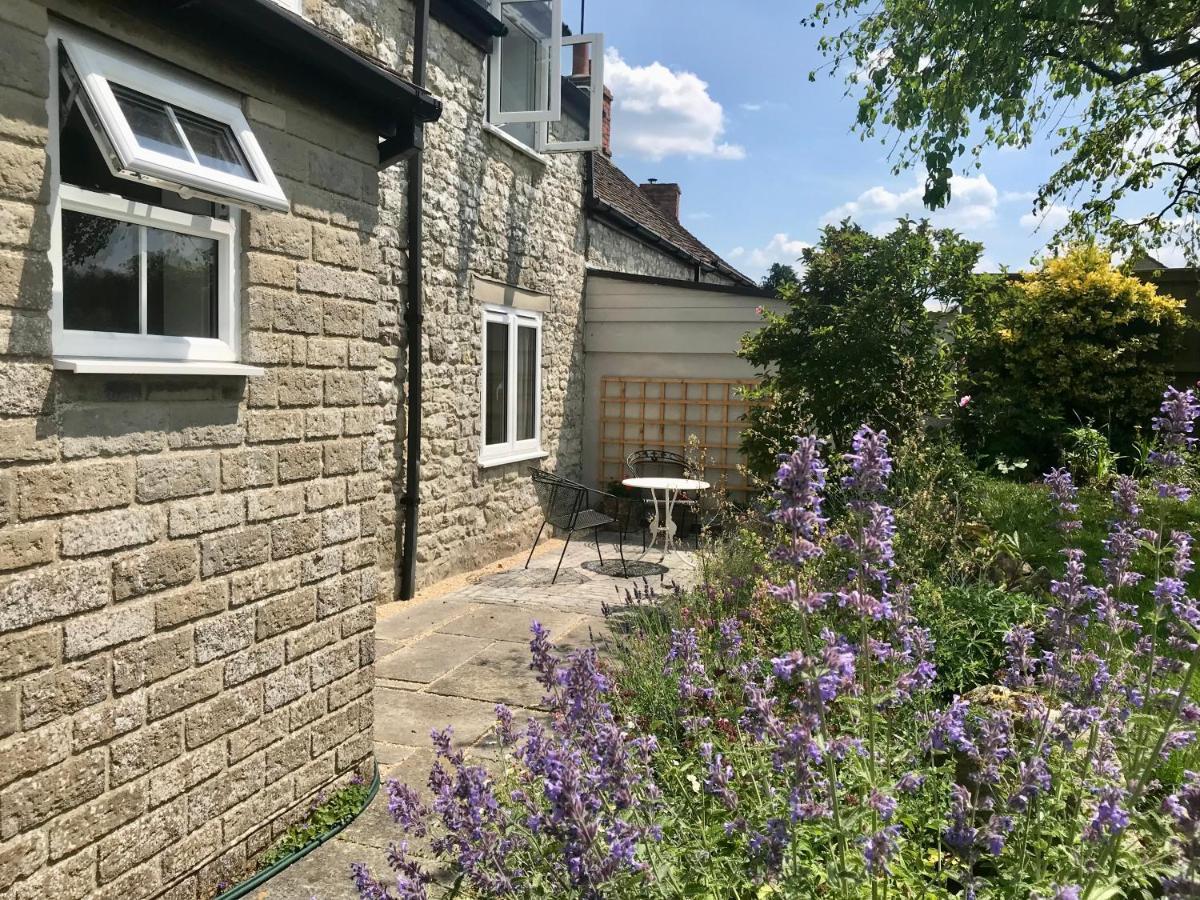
[1045,468,1082,534]
[1151,386,1199,500]
[842,426,893,495]
[771,435,828,564]
[1164,772,1200,897]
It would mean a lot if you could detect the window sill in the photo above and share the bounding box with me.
[53,357,266,377]
[478,447,548,469]
[482,124,548,166]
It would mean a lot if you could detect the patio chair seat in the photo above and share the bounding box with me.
[526,468,635,583]
[569,509,615,531]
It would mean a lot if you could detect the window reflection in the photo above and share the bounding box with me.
[486,320,510,445]
[146,228,218,338]
[62,210,139,333]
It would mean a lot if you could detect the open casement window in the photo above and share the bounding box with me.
[480,306,544,466]
[537,33,604,153]
[48,31,265,373]
[59,35,288,212]
[487,0,563,128]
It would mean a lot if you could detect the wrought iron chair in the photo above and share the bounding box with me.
[526,469,633,583]
[624,448,698,543]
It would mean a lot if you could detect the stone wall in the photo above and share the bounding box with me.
[586,219,698,281]
[310,0,592,592]
[0,1,385,896]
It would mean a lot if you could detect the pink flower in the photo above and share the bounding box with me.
[755,306,765,316]
[958,395,972,408]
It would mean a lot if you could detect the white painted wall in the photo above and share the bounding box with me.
[581,272,788,487]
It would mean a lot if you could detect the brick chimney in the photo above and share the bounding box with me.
[570,39,614,157]
[601,87,613,157]
[638,179,682,222]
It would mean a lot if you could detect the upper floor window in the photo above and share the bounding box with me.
[270,0,305,13]
[485,0,604,153]
[48,29,286,373]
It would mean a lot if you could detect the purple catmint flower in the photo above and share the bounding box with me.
[1151,386,1199,500]
[494,704,516,748]
[1085,787,1131,841]
[868,789,897,822]
[665,628,715,707]
[1051,886,1082,900]
[386,780,429,836]
[927,697,974,754]
[896,772,926,794]
[771,435,828,565]
[1045,467,1082,534]
[385,842,431,900]
[700,743,738,810]
[842,426,893,495]
[1003,625,1037,689]
[717,618,744,659]
[943,784,979,856]
[1112,475,1142,523]
[1164,772,1200,897]
[768,579,829,614]
[351,862,395,900]
[861,824,902,874]
[747,818,789,875]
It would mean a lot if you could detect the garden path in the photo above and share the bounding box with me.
[257,536,697,899]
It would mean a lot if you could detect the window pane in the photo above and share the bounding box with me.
[485,320,509,446]
[174,108,253,179]
[499,19,540,115]
[516,325,537,441]
[146,228,219,338]
[111,84,189,161]
[62,210,140,333]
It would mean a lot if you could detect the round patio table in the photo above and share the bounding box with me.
[621,476,710,554]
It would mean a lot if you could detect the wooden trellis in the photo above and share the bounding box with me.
[598,376,759,502]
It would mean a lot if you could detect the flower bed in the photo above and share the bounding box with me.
[354,387,1200,899]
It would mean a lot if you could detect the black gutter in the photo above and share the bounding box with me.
[165,0,441,142]
[431,0,507,52]
[586,268,775,299]
[400,0,431,602]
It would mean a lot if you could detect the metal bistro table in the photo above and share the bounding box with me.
[621,476,710,554]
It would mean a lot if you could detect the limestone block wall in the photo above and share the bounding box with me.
[311,0,591,592]
[586,219,698,281]
[0,2,385,896]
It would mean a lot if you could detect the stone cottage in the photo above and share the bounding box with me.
[0,0,752,896]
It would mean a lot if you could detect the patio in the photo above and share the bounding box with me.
[257,534,699,898]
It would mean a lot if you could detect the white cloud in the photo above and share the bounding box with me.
[730,233,811,279]
[740,102,764,112]
[1019,204,1071,232]
[604,48,745,161]
[820,172,1000,232]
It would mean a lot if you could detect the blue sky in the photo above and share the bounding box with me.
[587,0,1098,282]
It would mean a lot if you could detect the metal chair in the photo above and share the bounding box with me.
[526,469,631,584]
[624,448,698,543]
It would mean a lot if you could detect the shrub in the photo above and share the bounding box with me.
[357,388,1200,900]
[739,219,973,477]
[955,245,1189,468]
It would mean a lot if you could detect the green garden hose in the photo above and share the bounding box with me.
[214,761,381,900]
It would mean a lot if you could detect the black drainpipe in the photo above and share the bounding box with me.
[400,0,430,601]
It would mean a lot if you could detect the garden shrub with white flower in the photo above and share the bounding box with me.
[353,386,1200,899]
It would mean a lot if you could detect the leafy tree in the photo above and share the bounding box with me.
[807,0,1200,259]
[954,244,1190,467]
[760,263,800,299]
[739,219,974,476]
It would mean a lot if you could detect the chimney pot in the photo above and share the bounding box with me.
[638,181,682,222]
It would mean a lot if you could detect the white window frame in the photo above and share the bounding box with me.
[59,32,288,212]
[270,0,305,14]
[47,29,255,372]
[487,0,563,127]
[537,33,605,154]
[479,305,545,468]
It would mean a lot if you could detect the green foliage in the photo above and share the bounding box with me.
[954,246,1190,468]
[910,581,1042,698]
[806,0,1200,260]
[259,780,371,867]
[1063,423,1122,485]
[739,219,972,475]
[760,262,800,299]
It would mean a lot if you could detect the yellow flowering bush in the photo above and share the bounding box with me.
[955,246,1189,468]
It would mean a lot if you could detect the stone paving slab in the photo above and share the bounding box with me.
[426,639,544,709]
[436,603,582,643]
[375,631,494,684]
[374,686,500,750]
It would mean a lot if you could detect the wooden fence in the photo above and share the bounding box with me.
[597,376,759,502]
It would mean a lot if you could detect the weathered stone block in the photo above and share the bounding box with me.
[0,142,44,204]
[113,628,192,694]
[221,447,275,490]
[0,523,51,571]
[323,440,360,476]
[306,337,347,367]
[147,667,222,721]
[201,527,270,577]
[155,580,228,630]
[137,455,218,502]
[301,547,342,584]
[277,444,322,482]
[185,755,264,830]
[0,830,45,894]
[304,408,343,439]
[230,558,300,605]
[60,507,163,557]
[246,484,303,522]
[0,418,55,462]
[0,749,105,839]
[185,682,260,749]
[223,639,284,687]
[194,608,255,664]
[168,495,243,538]
[288,690,326,731]
[96,798,186,882]
[246,411,303,444]
[109,720,183,786]
[270,515,320,559]
[312,223,363,268]
[272,294,322,334]
[0,722,68,789]
[0,626,57,678]
[64,602,154,658]
[276,369,323,407]
[113,543,198,600]
[58,403,167,459]
[19,657,107,729]
[71,691,145,752]
[257,587,316,640]
[316,572,361,618]
[322,299,363,336]
[265,730,309,782]
[47,782,145,861]
[323,371,363,406]
[322,506,361,545]
[161,820,223,881]
[264,661,310,711]
[247,212,311,258]
[18,459,133,518]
